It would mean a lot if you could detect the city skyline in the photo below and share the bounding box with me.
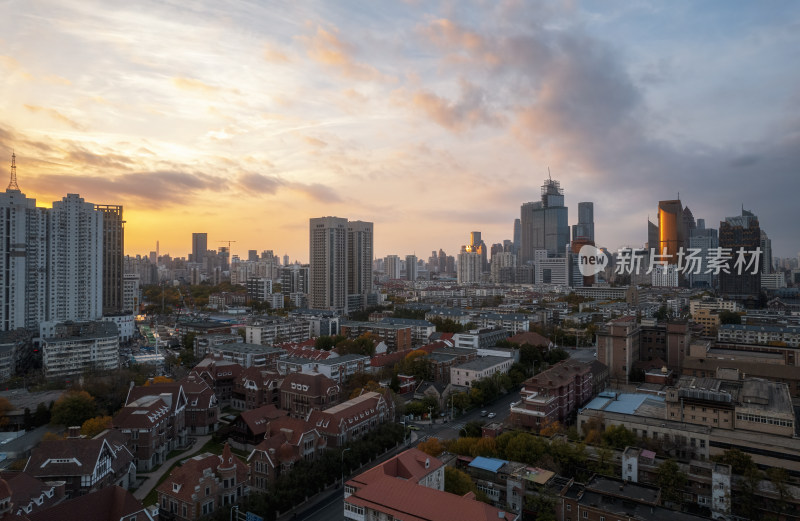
[1,1,799,260]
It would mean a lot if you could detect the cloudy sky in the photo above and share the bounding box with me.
[1,0,798,261]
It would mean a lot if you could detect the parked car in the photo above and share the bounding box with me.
[487,412,497,419]
[408,425,420,431]
[480,410,488,417]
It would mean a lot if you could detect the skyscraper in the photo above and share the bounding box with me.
[48,194,103,323]
[0,153,48,331]
[572,202,595,242]
[760,231,772,274]
[719,209,761,302]
[688,218,718,289]
[191,232,207,266]
[520,178,569,263]
[385,255,400,279]
[95,205,124,313]
[457,251,481,284]
[348,220,374,296]
[310,217,373,313]
[465,231,488,271]
[657,200,686,264]
[405,254,418,281]
[513,218,521,254]
[309,217,348,312]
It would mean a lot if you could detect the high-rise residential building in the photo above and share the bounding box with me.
[520,177,569,263]
[513,218,521,254]
[465,231,488,271]
[572,201,595,242]
[647,219,659,251]
[309,217,373,313]
[457,251,481,284]
[490,251,517,283]
[280,264,309,296]
[309,217,348,313]
[405,254,417,281]
[348,220,373,297]
[95,205,124,314]
[688,218,718,289]
[0,154,48,331]
[437,249,447,274]
[719,209,761,302]
[47,194,104,325]
[760,230,772,274]
[248,249,258,263]
[191,233,207,266]
[385,255,400,280]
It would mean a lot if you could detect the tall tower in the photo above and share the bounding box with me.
[385,255,400,279]
[309,217,348,313]
[719,209,761,302]
[572,202,594,242]
[48,194,103,323]
[405,254,418,281]
[348,220,373,296]
[95,205,124,314]
[520,177,569,263]
[192,233,207,266]
[657,200,686,264]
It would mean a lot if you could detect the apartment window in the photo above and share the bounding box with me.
[583,512,588,518]
[566,505,571,511]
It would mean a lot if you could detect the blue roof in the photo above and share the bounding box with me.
[584,396,612,411]
[581,393,665,415]
[468,456,508,473]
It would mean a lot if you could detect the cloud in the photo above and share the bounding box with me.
[171,77,221,94]
[66,147,134,170]
[409,79,504,131]
[302,136,328,148]
[23,105,85,130]
[290,182,342,203]
[237,172,283,194]
[298,26,386,82]
[263,42,289,63]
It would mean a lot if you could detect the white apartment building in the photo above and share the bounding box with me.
[450,356,514,387]
[42,321,119,378]
[309,217,348,313]
[457,251,481,284]
[246,317,311,346]
[123,273,141,314]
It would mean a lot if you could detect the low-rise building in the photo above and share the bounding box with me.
[247,417,326,492]
[452,328,509,350]
[156,444,249,521]
[340,321,412,352]
[717,323,800,347]
[203,342,286,370]
[279,372,340,418]
[190,358,244,408]
[231,366,282,410]
[306,391,394,448]
[24,430,135,499]
[245,316,311,346]
[25,485,156,521]
[276,354,370,383]
[450,356,513,387]
[510,359,593,429]
[180,375,219,435]
[231,405,287,447]
[344,449,516,521]
[378,317,435,347]
[42,321,119,378]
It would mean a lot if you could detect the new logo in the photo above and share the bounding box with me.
[578,245,608,276]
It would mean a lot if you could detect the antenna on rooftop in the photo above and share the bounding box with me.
[7,151,20,191]
[548,166,552,181]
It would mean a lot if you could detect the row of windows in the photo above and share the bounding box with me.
[736,413,793,427]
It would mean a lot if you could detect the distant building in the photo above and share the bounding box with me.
[719,208,761,302]
[510,359,593,428]
[520,177,570,263]
[450,355,513,387]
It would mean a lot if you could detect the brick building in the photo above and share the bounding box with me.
[306,391,394,448]
[510,359,593,429]
[279,372,340,418]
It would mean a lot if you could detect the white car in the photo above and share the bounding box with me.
[487,412,497,419]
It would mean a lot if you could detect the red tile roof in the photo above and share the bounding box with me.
[278,372,339,397]
[156,448,248,504]
[27,485,151,521]
[508,331,552,347]
[349,448,443,488]
[307,391,386,435]
[238,404,287,436]
[346,475,514,521]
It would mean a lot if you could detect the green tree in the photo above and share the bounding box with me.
[591,446,614,476]
[712,448,757,475]
[601,424,637,449]
[526,491,557,521]
[51,391,97,427]
[657,459,687,505]
[444,466,488,502]
[766,467,792,516]
[33,402,50,427]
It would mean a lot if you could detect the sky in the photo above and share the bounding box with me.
[1,0,799,262]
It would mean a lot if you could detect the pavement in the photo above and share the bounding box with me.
[133,435,212,500]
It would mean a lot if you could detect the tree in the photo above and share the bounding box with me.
[766,467,792,516]
[81,415,112,438]
[462,421,484,438]
[540,419,563,437]
[51,391,97,427]
[712,448,757,475]
[444,467,476,496]
[601,424,637,449]
[42,431,63,441]
[657,459,687,505]
[417,437,445,457]
[591,446,614,476]
[33,402,50,427]
[526,491,557,521]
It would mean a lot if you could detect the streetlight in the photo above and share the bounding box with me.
[341,447,351,489]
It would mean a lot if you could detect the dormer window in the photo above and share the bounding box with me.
[172,483,181,493]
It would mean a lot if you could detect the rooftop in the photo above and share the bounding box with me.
[468,456,508,473]
[453,355,508,372]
